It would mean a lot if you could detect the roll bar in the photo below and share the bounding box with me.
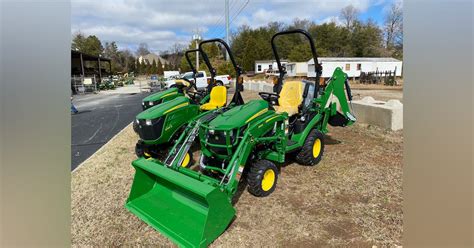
[270,29,322,96]
[199,38,244,105]
[184,49,200,89]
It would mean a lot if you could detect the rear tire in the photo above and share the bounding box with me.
[215,81,224,86]
[247,160,278,197]
[135,141,151,158]
[295,129,325,166]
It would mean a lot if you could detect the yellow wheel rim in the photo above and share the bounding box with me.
[261,169,275,191]
[181,153,191,167]
[312,138,321,158]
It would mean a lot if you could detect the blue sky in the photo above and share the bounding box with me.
[71,0,400,53]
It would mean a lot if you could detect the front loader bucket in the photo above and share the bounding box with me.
[125,158,235,247]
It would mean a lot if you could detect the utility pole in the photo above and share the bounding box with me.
[225,0,230,61]
[193,33,201,70]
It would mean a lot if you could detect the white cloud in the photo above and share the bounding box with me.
[71,0,385,53]
[319,16,344,26]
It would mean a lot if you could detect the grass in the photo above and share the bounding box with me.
[71,91,403,247]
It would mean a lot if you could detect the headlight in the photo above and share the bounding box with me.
[145,119,152,125]
[135,119,139,124]
[141,102,145,105]
[149,101,154,106]
[209,129,215,135]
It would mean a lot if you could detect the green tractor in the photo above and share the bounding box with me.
[132,49,204,134]
[139,50,203,111]
[125,29,355,247]
[133,39,244,164]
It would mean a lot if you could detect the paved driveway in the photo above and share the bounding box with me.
[71,92,149,171]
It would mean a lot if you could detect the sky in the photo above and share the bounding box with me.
[71,0,399,54]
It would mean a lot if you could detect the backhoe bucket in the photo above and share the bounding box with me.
[125,158,235,247]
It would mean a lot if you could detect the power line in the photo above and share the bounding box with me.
[211,0,249,38]
[230,0,249,23]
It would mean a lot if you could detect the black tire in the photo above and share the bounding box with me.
[295,129,325,166]
[132,120,139,133]
[215,81,224,86]
[135,141,150,158]
[247,160,278,197]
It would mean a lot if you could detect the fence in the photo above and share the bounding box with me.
[71,75,97,94]
[359,69,397,86]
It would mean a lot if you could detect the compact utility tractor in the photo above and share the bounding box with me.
[125,29,355,247]
[132,49,204,134]
[133,39,244,165]
[139,50,203,111]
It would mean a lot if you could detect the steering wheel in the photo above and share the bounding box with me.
[258,92,280,106]
[180,77,196,89]
[187,90,204,103]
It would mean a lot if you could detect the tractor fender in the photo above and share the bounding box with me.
[289,113,324,148]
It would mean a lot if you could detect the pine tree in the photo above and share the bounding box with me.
[157,60,163,75]
[151,60,157,74]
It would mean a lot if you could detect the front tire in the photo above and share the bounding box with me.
[295,129,325,166]
[132,120,139,133]
[135,141,151,158]
[247,160,278,197]
[180,151,193,168]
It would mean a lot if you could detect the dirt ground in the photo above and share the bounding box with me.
[71,90,403,247]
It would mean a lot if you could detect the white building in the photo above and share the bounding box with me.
[307,57,403,78]
[286,62,308,77]
[254,60,288,74]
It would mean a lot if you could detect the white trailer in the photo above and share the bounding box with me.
[254,60,288,74]
[307,57,403,78]
[286,62,308,77]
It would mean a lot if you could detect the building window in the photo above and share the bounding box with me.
[345,64,351,71]
[269,64,273,70]
[258,65,261,71]
[357,63,361,70]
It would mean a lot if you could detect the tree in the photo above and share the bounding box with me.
[340,5,359,30]
[135,58,141,74]
[71,32,86,51]
[384,1,403,59]
[71,33,103,56]
[151,59,157,74]
[351,20,384,57]
[288,43,312,62]
[217,61,234,76]
[136,43,150,57]
[157,59,163,75]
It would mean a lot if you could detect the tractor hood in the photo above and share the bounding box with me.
[207,100,269,129]
[137,96,190,120]
[143,88,179,102]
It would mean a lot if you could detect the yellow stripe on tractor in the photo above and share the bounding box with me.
[162,92,178,98]
[164,102,189,114]
[245,109,268,124]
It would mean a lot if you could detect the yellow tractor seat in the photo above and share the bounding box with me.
[274,81,303,116]
[200,86,227,111]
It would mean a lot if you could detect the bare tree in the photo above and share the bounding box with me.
[384,2,403,49]
[340,5,359,29]
[136,42,150,56]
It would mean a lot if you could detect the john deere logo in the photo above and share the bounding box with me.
[165,124,173,131]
